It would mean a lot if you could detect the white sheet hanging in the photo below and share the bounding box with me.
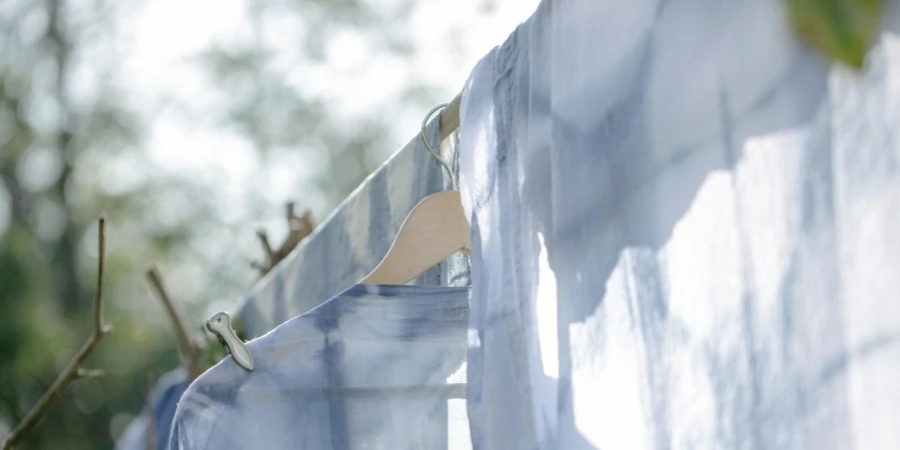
[459,1,900,449]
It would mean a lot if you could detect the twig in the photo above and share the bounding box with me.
[2,216,111,450]
[253,203,316,277]
[145,267,200,380]
[286,202,295,223]
[250,260,269,276]
[256,230,276,266]
[277,209,314,259]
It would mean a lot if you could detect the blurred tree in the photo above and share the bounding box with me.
[0,0,446,447]
[196,0,443,209]
[0,0,188,447]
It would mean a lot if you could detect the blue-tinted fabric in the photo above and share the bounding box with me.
[124,93,470,450]
[168,284,470,450]
[459,1,900,449]
[116,369,188,450]
[236,118,470,338]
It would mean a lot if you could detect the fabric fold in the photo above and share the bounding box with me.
[169,284,471,450]
[459,1,900,449]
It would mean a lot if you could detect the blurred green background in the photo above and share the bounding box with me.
[0,0,535,447]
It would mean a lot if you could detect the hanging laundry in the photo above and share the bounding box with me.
[116,369,189,450]
[168,284,471,450]
[459,0,900,449]
[236,118,469,338]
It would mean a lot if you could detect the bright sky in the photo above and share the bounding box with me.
[99,0,540,311]
[118,0,539,220]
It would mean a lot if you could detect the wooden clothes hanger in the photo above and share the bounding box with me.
[361,102,471,285]
[184,98,468,375]
[361,190,469,285]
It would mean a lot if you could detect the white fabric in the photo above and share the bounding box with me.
[459,1,900,449]
[168,285,471,450]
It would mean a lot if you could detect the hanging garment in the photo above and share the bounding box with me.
[116,369,189,450]
[236,118,469,338]
[168,284,471,450]
[459,0,900,449]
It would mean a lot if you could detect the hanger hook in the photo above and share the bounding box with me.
[421,103,456,189]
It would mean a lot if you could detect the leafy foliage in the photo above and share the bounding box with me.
[786,0,885,69]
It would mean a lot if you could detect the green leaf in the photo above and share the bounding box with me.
[786,0,884,69]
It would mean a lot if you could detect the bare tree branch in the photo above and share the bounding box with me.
[286,202,296,223]
[253,202,316,277]
[2,216,111,450]
[250,260,269,276]
[256,229,276,267]
[145,267,201,380]
[276,208,314,260]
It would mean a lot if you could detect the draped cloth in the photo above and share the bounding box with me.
[459,1,900,449]
[237,119,469,338]
[116,369,188,450]
[168,285,471,450]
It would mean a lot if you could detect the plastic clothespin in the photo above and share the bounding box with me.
[206,312,254,372]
